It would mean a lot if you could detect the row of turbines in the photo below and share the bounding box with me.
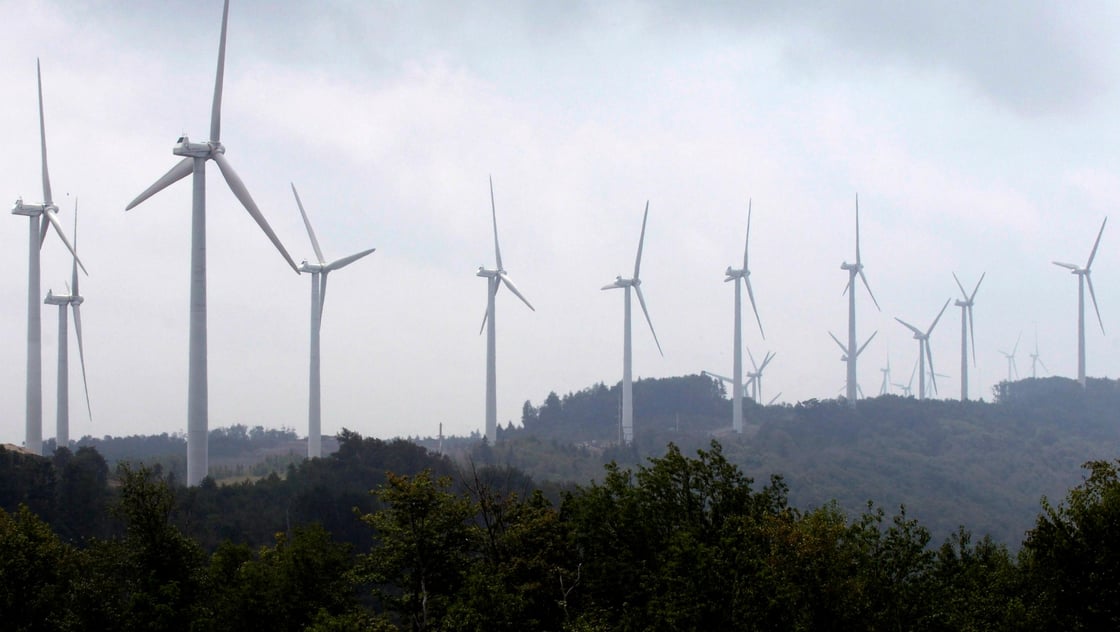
[11,1,1110,487]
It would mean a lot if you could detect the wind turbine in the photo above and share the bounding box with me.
[879,356,892,396]
[829,330,876,402]
[1030,329,1049,378]
[893,360,917,397]
[43,201,91,451]
[999,332,1022,382]
[1053,217,1107,389]
[724,200,764,434]
[746,348,775,405]
[839,195,880,407]
[953,272,985,401]
[477,177,534,445]
[292,184,376,459]
[11,60,85,455]
[895,299,951,400]
[602,202,661,444]
[126,0,299,485]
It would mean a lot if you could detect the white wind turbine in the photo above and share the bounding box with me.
[602,202,661,444]
[44,202,91,450]
[1053,217,1107,389]
[895,299,951,400]
[839,196,881,407]
[477,177,534,445]
[829,330,876,402]
[11,60,86,455]
[1030,329,1049,379]
[724,200,764,434]
[746,348,776,405]
[879,356,892,396]
[126,0,299,485]
[999,332,1022,382]
[953,272,985,401]
[893,360,918,397]
[292,184,376,459]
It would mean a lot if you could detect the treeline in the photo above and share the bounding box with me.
[507,375,1120,545]
[3,435,1120,630]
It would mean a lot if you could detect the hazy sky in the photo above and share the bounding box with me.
[2,1,1119,446]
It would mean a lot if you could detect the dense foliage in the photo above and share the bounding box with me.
[2,432,1120,630]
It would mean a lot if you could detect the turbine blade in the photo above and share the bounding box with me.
[952,271,968,299]
[767,392,781,406]
[1086,273,1105,334]
[634,285,662,356]
[926,298,951,336]
[479,278,498,335]
[895,317,923,337]
[126,157,194,210]
[968,305,977,366]
[1012,331,1022,356]
[1039,358,1049,373]
[318,271,329,322]
[43,210,88,275]
[744,277,764,339]
[210,0,230,143]
[859,270,881,311]
[499,273,535,311]
[634,201,649,279]
[72,303,92,422]
[702,370,732,384]
[747,347,759,371]
[743,199,752,271]
[71,199,80,295]
[760,351,775,372]
[37,59,53,207]
[478,307,489,335]
[926,343,937,393]
[828,331,847,353]
[326,248,377,272]
[854,194,861,264]
[489,176,503,271]
[1086,216,1107,269]
[857,330,878,357]
[970,272,986,301]
[291,183,325,264]
[212,152,299,273]
[1052,261,1079,270]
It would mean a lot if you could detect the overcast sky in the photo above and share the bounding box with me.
[1,1,1119,446]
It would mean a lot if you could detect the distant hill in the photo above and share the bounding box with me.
[497,375,1120,546]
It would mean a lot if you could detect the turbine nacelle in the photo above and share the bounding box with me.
[11,197,55,217]
[300,261,325,274]
[477,266,500,279]
[840,261,861,272]
[173,135,224,159]
[602,275,637,290]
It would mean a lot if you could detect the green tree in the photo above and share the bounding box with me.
[357,470,475,631]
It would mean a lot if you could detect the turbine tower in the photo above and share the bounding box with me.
[724,200,764,434]
[44,202,91,451]
[126,0,299,485]
[839,195,880,407]
[702,370,753,428]
[895,299,951,400]
[11,60,85,455]
[292,184,376,458]
[1052,217,1107,389]
[999,332,1022,382]
[602,202,661,445]
[953,272,985,401]
[477,177,534,445]
[746,348,776,404]
[1030,329,1049,378]
[829,330,876,402]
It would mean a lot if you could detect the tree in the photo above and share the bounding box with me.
[357,470,474,631]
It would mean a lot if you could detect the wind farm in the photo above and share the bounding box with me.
[3,1,1120,466]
